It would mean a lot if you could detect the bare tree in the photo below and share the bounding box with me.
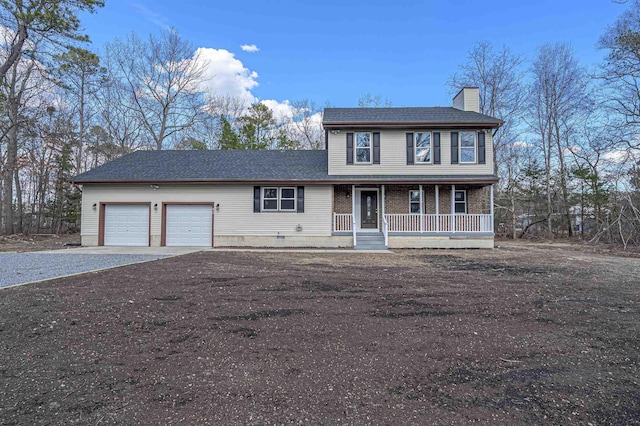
[286,99,324,149]
[449,42,526,176]
[197,94,249,149]
[599,0,640,143]
[358,92,392,107]
[94,67,144,158]
[104,29,209,150]
[527,42,591,237]
[0,36,50,234]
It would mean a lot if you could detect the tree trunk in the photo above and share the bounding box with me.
[14,168,23,234]
[1,93,19,235]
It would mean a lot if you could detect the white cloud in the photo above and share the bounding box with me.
[603,149,630,164]
[195,47,259,105]
[261,99,295,123]
[566,145,581,155]
[192,47,308,126]
[512,141,531,148]
[240,44,260,53]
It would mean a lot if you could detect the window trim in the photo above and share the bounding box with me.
[261,186,297,212]
[279,187,296,211]
[354,132,373,164]
[409,189,422,214]
[459,131,476,164]
[454,190,467,214]
[262,187,279,212]
[414,131,432,164]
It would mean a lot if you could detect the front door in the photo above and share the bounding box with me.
[360,191,378,229]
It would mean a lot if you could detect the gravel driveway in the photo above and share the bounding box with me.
[0,251,179,288]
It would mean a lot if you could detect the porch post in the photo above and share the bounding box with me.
[419,184,423,233]
[435,185,439,233]
[352,185,357,247]
[490,184,494,233]
[381,185,385,219]
[451,184,456,233]
[351,185,356,229]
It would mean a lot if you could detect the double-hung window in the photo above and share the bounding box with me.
[409,190,422,213]
[454,190,467,214]
[279,188,296,211]
[415,132,431,163]
[262,187,296,211]
[355,132,372,163]
[460,132,476,163]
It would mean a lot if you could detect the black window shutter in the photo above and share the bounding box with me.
[297,186,305,213]
[253,186,261,212]
[373,132,380,164]
[346,133,354,164]
[406,133,414,165]
[478,131,486,164]
[433,132,441,164]
[451,132,459,164]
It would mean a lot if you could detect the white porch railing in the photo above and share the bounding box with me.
[333,213,493,234]
[383,214,493,233]
[333,213,352,232]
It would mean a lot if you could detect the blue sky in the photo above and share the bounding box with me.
[81,0,626,109]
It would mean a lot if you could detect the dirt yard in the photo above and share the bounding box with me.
[0,233,80,252]
[0,243,639,424]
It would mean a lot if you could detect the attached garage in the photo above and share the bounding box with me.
[103,204,150,246]
[164,204,213,247]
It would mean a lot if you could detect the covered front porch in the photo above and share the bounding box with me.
[332,184,495,249]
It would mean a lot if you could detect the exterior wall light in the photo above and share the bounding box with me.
[150,184,160,190]
[215,203,220,211]
[92,203,97,210]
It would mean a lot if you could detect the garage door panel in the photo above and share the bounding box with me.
[166,205,212,247]
[104,204,149,246]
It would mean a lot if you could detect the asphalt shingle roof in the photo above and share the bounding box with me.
[323,107,502,126]
[70,149,497,184]
[71,150,329,183]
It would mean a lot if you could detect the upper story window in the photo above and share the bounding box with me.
[262,187,296,212]
[355,132,372,163]
[415,132,431,163]
[460,132,476,163]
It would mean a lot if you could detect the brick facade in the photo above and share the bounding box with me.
[333,185,352,214]
[332,184,488,215]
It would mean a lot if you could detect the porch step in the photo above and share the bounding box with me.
[355,234,387,250]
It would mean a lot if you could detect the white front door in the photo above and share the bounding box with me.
[104,204,149,246]
[165,204,212,247]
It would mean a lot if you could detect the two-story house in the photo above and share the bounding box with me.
[71,87,501,249]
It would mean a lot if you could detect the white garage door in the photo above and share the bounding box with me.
[166,204,212,247]
[104,204,149,246]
